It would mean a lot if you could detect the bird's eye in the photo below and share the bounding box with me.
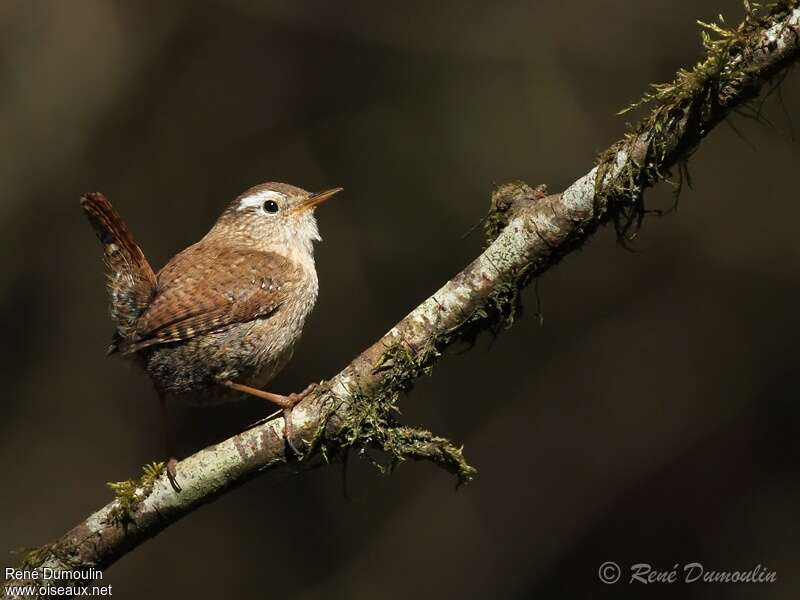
[263,200,279,214]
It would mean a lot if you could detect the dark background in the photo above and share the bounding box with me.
[1,1,798,598]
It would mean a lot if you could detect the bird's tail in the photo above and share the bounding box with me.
[80,192,157,350]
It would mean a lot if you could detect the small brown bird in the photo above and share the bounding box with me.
[81,182,341,483]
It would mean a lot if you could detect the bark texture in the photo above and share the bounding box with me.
[4,3,799,598]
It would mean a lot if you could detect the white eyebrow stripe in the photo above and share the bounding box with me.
[238,190,286,210]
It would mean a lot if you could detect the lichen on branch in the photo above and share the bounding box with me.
[598,0,800,242]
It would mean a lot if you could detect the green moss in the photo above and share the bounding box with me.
[328,382,477,486]
[383,427,477,485]
[596,0,795,242]
[311,339,478,485]
[323,277,530,483]
[16,542,56,570]
[106,462,165,524]
[372,339,441,389]
[618,2,767,118]
[4,541,60,596]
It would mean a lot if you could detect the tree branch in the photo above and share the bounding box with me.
[5,2,799,597]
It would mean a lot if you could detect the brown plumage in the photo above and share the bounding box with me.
[80,192,157,343]
[81,183,341,479]
[127,247,295,353]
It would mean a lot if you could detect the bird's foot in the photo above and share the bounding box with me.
[281,382,318,455]
[223,381,319,456]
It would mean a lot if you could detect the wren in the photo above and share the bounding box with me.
[81,182,341,483]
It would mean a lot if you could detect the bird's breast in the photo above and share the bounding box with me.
[246,272,318,375]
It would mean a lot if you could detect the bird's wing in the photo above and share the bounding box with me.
[125,245,298,353]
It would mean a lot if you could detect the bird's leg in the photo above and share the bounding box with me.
[222,381,318,455]
[158,391,182,492]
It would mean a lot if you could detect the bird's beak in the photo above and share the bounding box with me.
[295,187,343,213]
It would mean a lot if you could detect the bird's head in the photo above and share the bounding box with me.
[207,182,342,261]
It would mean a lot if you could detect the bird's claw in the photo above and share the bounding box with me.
[283,383,318,458]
